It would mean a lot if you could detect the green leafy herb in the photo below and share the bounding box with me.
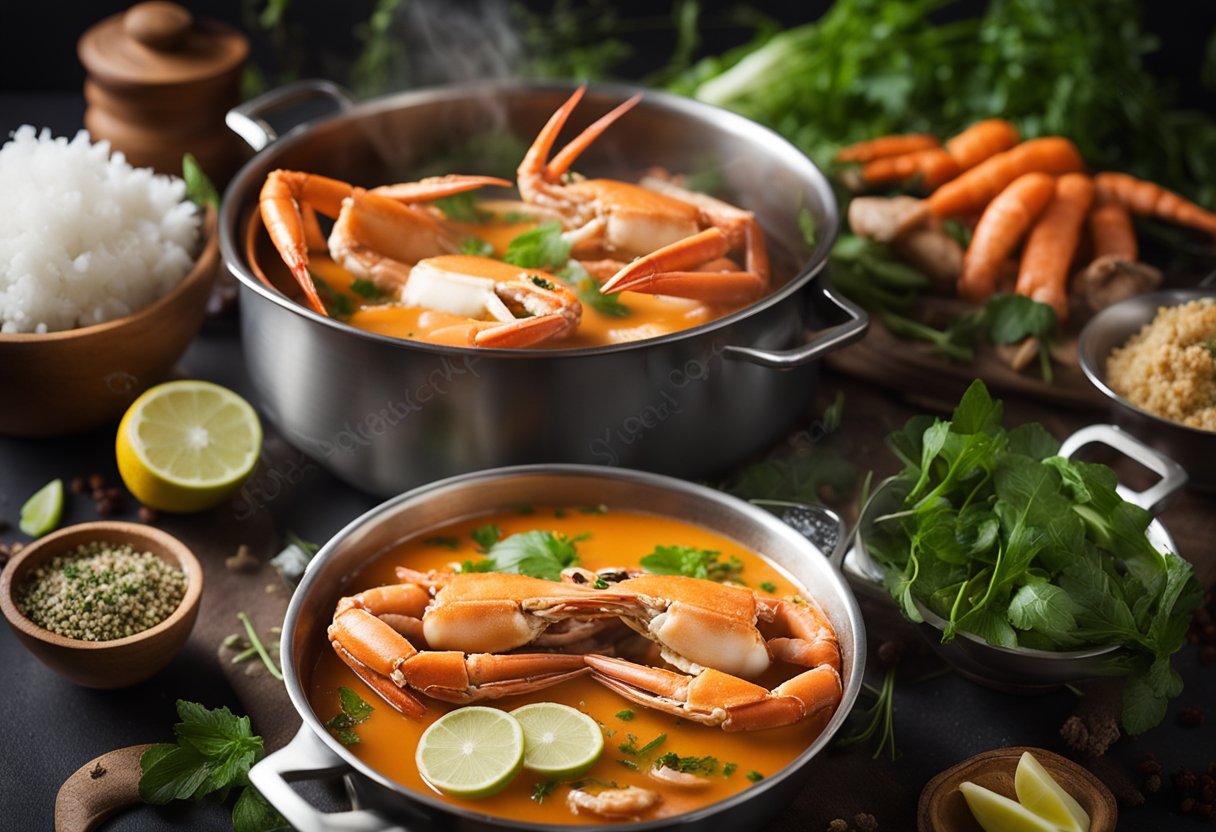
[532,780,559,804]
[270,532,321,585]
[326,686,375,745]
[471,523,503,552]
[459,236,495,257]
[182,153,219,211]
[139,701,286,832]
[433,191,490,223]
[349,279,388,301]
[759,581,777,593]
[618,732,667,756]
[312,275,354,319]
[504,221,571,271]
[835,667,897,760]
[530,275,557,291]
[866,380,1202,733]
[460,531,581,581]
[655,752,719,776]
[557,261,632,318]
[640,546,743,583]
[723,762,738,777]
[615,709,635,721]
[617,758,640,771]
[1205,341,1216,361]
[746,770,764,782]
[423,536,460,551]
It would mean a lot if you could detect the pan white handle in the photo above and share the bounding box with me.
[249,726,407,832]
[1058,424,1188,512]
[227,80,356,152]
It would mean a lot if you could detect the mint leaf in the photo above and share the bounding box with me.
[139,744,210,804]
[503,221,571,270]
[139,702,265,805]
[339,686,374,722]
[985,294,1057,344]
[232,786,291,832]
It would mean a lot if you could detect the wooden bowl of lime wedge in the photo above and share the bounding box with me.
[918,746,1116,832]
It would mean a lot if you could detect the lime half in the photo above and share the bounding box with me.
[416,706,525,798]
[116,380,261,513]
[19,478,64,538]
[511,702,604,780]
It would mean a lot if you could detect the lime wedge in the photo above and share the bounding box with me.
[416,706,524,798]
[1015,752,1090,832]
[116,380,261,513]
[510,702,604,779]
[959,781,1063,832]
[19,478,64,537]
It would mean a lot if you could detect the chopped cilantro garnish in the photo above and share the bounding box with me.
[349,278,388,301]
[640,546,744,583]
[459,236,495,257]
[579,504,608,514]
[746,770,764,782]
[516,504,535,515]
[723,762,738,777]
[422,536,460,550]
[530,275,557,291]
[470,523,502,552]
[617,758,640,771]
[615,709,635,721]
[759,581,777,593]
[434,191,490,223]
[558,261,631,318]
[654,752,719,776]
[503,221,570,270]
[531,780,558,804]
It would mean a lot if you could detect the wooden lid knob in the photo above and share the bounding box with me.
[123,2,193,51]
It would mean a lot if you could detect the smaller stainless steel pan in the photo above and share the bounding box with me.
[251,465,866,831]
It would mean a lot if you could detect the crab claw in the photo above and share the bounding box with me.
[599,228,767,304]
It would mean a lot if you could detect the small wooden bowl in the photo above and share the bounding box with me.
[918,746,1117,832]
[0,207,218,437]
[0,521,203,688]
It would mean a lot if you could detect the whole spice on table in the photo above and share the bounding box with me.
[15,541,186,640]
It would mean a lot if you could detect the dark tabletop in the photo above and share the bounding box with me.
[2,94,1214,832]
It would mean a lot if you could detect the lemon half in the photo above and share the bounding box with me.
[116,380,262,513]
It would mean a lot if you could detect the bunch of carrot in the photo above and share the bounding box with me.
[838,121,1216,321]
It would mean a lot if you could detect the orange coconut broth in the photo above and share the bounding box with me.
[279,213,747,349]
[306,507,834,825]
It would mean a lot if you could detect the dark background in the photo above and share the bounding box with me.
[2,0,1214,113]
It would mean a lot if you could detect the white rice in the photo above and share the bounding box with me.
[0,126,201,334]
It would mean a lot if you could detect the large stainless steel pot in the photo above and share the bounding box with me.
[220,80,866,496]
[251,465,866,831]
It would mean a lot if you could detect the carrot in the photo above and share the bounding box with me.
[1088,194,1138,261]
[944,119,1021,171]
[837,134,939,163]
[1094,172,1216,238]
[927,137,1085,219]
[861,148,961,189]
[1016,173,1095,321]
[958,172,1056,303]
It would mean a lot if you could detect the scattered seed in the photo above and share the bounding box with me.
[138,505,158,524]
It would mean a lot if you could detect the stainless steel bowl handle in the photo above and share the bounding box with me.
[227,80,357,152]
[722,283,868,369]
[249,726,408,832]
[1058,423,1188,512]
[750,499,848,568]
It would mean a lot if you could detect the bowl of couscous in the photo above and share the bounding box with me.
[1078,289,1216,491]
[0,521,203,687]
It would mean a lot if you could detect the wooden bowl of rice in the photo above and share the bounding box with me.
[0,209,218,437]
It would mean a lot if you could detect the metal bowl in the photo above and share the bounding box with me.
[219,80,866,496]
[1078,288,1216,492]
[250,465,865,831]
[849,424,1186,691]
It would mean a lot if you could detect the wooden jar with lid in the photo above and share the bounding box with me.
[78,1,249,182]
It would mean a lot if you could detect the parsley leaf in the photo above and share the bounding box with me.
[640,545,743,583]
[503,221,571,270]
[433,191,490,223]
[462,531,582,581]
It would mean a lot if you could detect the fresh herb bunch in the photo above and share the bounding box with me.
[866,381,1201,733]
[139,701,288,832]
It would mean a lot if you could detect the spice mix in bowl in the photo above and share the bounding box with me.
[0,521,203,688]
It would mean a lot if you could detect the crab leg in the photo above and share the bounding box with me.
[585,654,841,732]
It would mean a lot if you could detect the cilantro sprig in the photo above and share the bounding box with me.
[457,530,581,581]
[867,380,1202,733]
[139,701,288,832]
[640,545,744,583]
[503,223,631,318]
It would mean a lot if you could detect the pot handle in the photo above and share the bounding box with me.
[227,80,357,152]
[1058,423,1188,512]
[750,500,848,569]
[722,282,868,369]
[249,726,409,832]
